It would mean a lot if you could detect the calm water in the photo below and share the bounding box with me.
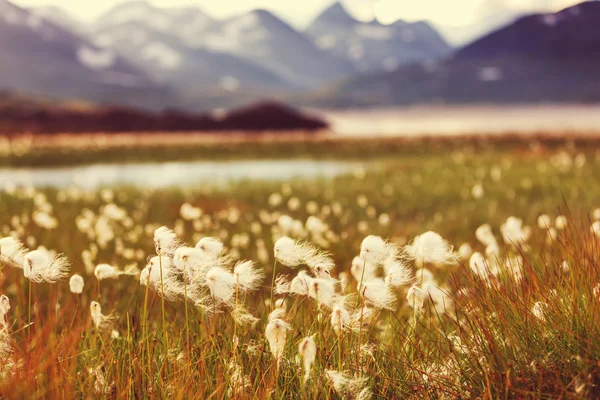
[322,105,600,136]
[0,159,363,190]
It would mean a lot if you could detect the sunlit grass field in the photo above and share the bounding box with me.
[1,138,600,398]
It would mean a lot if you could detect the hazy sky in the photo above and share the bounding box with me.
[12,0,582,27]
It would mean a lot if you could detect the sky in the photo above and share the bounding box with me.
[11,0,583,27]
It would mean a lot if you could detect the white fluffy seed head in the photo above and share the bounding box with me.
[89,301,116,331]
[360,278,396,310]
[555,215,568,230]
[500,216,531,246]
[154,226,179,255]
[406,284,427,312]
[309,278,337,308]
[384,260,413,288]
[206,267,236,304]
[143,256,173,285]
[351,256,377,283]
[458,243,473,260]
[195,237,225,258]
[469,252,488,278]
[298,336,317,383]
[0,295,10,326]
[360,235,390,264]
[326,370,368,397]
[24,249,70,283]
[233,260,264,293]
[475,224,497,247]
[94,264,120,280]
[0,237,26,268]
[537,214,552,229]
[406,231,456,264]
[273,236,303,267]
[265,317,290,361]
[290,270,313,296]
[331,302,351,334]
[69,274,85,294]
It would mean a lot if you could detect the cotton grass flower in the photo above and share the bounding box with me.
[325,370,368,397]
[406,231,457,264]
[458,243,473,260]
[500,217,531,246]
[228,361,251,397]
[0,237,27,268]
[195,237,225,258]
[274,236,333,271]
[298,336,316,383]
[69,274,85,294]
[555,215,568,230]
[469,252,488,279]
[475,224,497,247]
[351,256,376,283]
[538,214,552,229]
[360,278,396,310]
[407,284,427,314]
[384,260,413,288]
[154,226,180,255]
[206,267,236,304]
[23,249,70,283]
[422,282,453,314]
[360,235,396,265]
[331,301,351,334]
[591,221,600,237]
[94,263,139,280]
[233,260,264,293]
[265,309,290,364]
[309,278,337,308]
[90,301,117,331]
[0,295,10,328]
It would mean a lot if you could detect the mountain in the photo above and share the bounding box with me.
[29,5,85,34]
[198,9,355,87]
[435,10,522,47]
[92,3,353,90]
[319,1,600,106]
[0,0,172,109]
[305,2,451,73]
[92,20,290,92]
[95,1,214,48]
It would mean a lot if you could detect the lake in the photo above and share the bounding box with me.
[0,159,364,190]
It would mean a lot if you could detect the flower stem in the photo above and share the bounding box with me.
[269,259,278,310]
[356,296,365,375]
[183,266,189,352]
[158,252,169,366]
[27,279,32,339]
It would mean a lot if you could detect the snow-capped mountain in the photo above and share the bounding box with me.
[92,4,355,88]
[95,1,215,48]
[321,1,600,106]
[0,0,170,108]
[30,5,85,34]
[92,20,289,91]
[199,9,355,87]
[305,2,452,73]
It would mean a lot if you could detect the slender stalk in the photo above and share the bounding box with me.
[142,273,151,371]
[269,259,277,310]
[337,321,342,371]
[27,279,32,339]
[233,280,239,356]
[158,251,169,372]
[183,265,189,352]
[356,295,365,375]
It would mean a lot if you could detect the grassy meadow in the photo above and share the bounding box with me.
[0,136,600,398]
